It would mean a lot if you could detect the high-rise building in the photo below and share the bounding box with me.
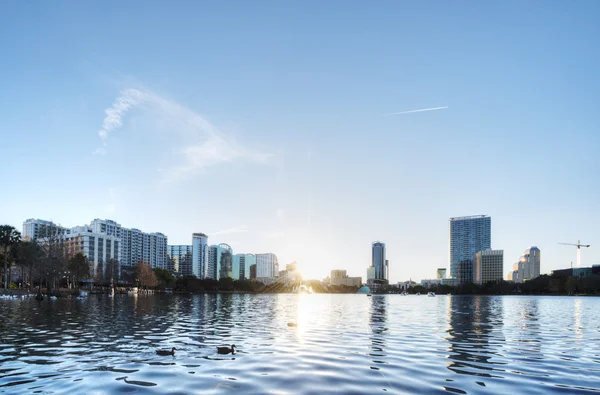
[233,253,255,280]
[23,218,168,271]
[509,246,541,283]
[219,246,233,279]
[367,241,388,285]
[457,260,473,285]
[449,215,491,278]
[22,219,67,240]
[436,268,447,280]
[249,263,257,280]
[60,225,119,278]
[330,270,347,281]
[256,253,279,282]
[168,245,193,275]
[208,243,233,280]
[191,233,209,278]
[473,249,504,285]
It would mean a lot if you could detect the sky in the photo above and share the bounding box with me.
[1,1,599,282]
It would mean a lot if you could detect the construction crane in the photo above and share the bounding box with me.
[558,240,591,268]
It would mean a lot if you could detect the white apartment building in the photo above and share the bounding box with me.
[256,253,279,281]
[22,218,168,272]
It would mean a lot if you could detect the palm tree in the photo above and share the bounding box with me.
[0,225,21,290]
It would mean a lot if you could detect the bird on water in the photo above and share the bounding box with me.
[217,345,236,355]
[156,347,177,356]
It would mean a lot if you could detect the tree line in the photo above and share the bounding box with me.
[420,273,600,295]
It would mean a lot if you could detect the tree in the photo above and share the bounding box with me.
[38,230,68,296]
[153,268,175,289]
[219,276,234,291]
[105,258,119,289]
[0,225,21,290]
[67,253,89,292]
[16,241,42,291]
[135,261,157,289]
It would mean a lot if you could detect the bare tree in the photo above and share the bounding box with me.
[37,228,68,296]
[67,253,89,293]
[135,261,157,289]
[0,225,21,290]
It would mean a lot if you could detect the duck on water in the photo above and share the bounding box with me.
[156,347,177,356]
[217,345,236,355]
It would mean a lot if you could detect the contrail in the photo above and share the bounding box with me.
[384,106,448,116]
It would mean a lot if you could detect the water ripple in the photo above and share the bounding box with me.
[0,294,599,394]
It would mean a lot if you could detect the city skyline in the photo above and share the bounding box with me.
[2,2,599,282]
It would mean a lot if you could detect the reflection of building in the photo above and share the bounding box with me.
[449,215,491,278]
[437,268,447,279]
[446,296,502,377]
[256,253,279,282]
[509,246,541,283]
[167,245,193,275]
[473,249,504,285]
[368,241,388,286]
[192,233,209,278]
[457,260,473,285]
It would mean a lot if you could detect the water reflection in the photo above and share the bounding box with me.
[446,296,505,379]
[368,296,388,361]
[0,295,599,394]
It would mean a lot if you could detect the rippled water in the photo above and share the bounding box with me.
[1,294,599,394]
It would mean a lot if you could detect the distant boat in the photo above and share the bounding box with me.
[427,292,436,297]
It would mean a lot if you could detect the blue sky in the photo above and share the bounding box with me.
[1,1,599,281]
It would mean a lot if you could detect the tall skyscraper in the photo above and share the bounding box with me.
[449,215,491,278]
[192,233,209,278]
[368,241,388,285]
[473,249,504,285]
[509,246,541,283]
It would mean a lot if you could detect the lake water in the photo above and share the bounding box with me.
[0,294,599,394]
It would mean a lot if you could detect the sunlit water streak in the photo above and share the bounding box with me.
[0,294,599,394]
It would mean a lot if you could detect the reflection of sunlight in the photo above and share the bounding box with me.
[295,294,311,342]
[574,298,583,340]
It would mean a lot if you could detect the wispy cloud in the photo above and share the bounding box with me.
[384,106,448,116]
[96,89,148,152]
[95,88,271,178]
[210,225,249,237]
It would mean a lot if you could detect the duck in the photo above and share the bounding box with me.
[287,322,298,327]
[156,347,177,356]
[217,344,236,355]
